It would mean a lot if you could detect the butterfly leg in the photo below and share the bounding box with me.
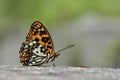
[49,54,57,67]
[52,59,56,67]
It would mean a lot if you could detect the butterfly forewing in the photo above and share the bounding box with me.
[26,21,54,55]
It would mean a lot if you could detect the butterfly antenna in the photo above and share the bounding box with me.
[52,44,75,66]
[56,44,75,53]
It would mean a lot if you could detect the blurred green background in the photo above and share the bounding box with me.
[0,0,120,67]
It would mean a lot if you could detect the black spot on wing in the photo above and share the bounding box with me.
[40,30,47,36]
[41,37,49,43]
[47,45,52,49]
[48,41,51,44]
[35,38,39,42]
[32,31,38,35]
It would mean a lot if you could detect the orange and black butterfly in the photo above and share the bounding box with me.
[19,21,74,66]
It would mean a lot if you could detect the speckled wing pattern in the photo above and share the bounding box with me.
[19,21,59,66]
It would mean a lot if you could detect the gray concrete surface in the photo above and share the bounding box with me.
[0,65,120,80]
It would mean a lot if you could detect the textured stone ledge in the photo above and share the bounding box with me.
[0,65,120,80]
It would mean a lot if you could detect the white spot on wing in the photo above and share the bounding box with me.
[32,55,36,58]
[32,61,35,64]
[41,28,44,31]
[29,42,33,45]
[33,48,47,56]
[42,58,47,62]
[38,45,42,48]
[32,41,36,44]
[29,64,32,66]
[24,45,28,48]
[36,59,42,62]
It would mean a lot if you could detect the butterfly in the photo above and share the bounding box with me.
[19,21,74,66]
